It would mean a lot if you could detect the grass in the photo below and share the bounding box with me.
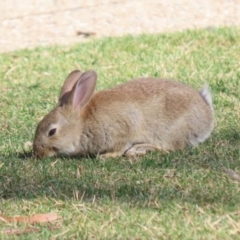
[0,27,240,239]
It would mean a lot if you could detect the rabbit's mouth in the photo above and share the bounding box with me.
[33,145,57,159]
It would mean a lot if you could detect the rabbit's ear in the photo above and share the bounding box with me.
[71,70,97,110]
[58,70,82,106]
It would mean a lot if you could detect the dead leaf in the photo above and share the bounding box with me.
[223,167,240,182]
[0,213,60,224]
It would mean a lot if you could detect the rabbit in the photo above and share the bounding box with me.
[33,69,214,159]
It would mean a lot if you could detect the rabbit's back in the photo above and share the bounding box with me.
[83,78,214,152]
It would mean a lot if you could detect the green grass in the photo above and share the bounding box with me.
[0,27,240,239]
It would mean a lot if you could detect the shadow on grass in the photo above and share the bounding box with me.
[16,151,34,159]
[217,127,240,144]
[0,143,238,208]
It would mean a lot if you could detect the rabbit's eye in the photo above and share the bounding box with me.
[48,128,57,137]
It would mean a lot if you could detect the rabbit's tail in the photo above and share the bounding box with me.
[199,84,213,111]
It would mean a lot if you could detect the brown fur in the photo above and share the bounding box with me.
[33,70,214,158]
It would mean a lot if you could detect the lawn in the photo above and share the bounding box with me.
[0,27,240,239]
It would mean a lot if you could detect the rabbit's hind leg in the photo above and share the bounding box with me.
[125,143,162,157]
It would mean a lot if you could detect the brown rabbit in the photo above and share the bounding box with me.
[33,70,214,158]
